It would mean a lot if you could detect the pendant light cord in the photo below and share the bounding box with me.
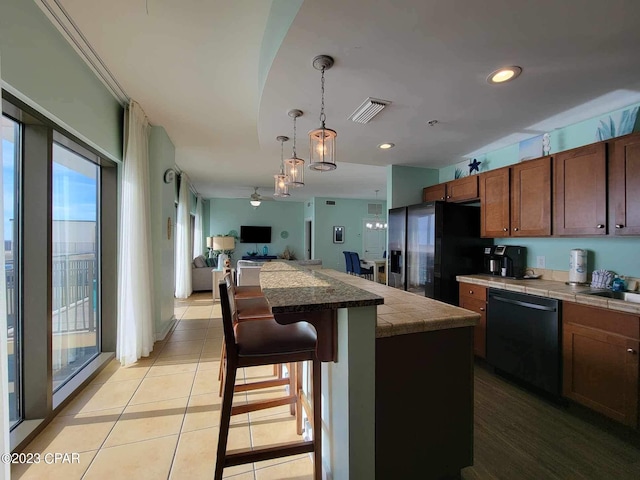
[292,114,298,158]
[320,67,326,126]
[280,138,285,174]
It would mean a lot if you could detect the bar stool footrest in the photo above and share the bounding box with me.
[225,441,314,467]
[231,395,297,416]
[234,378,290,393]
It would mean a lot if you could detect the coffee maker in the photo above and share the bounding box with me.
[493,245,527,278]
[483,246,501,276]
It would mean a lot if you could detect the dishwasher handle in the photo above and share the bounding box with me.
[490,294,557,312]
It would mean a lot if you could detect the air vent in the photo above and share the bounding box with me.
[368,203,383,215]
[326,200,336,206]
[348,97,391,124]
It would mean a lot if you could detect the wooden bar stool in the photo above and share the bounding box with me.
[215,281,322,480]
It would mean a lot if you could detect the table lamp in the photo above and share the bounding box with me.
[213,236,235,268]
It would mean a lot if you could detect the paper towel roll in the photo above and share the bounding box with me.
[569,249,587,283]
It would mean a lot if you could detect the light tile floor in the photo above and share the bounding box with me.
[12,292,313,480]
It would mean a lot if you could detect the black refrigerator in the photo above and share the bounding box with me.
[388,201,491,305]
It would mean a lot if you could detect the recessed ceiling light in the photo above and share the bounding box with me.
[487,66,522,84]
[378,143,395,149]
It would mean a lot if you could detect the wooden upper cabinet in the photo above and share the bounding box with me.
[423,183,446,202]
[446,176,478,202]
[554,142,607,235]
[423,176,478,203]
[479,167,510,237]
[610,132,640,236]
[511,156,552,236]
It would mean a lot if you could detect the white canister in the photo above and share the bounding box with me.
[569,249,587,284]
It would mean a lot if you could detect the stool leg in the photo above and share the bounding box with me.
[218,342,225,381]
[289,362,296,416]
[296,361,303,435]
[312,358,322,480]
[214,358,237,480]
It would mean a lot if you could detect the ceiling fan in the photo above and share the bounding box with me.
[250,187,262,208]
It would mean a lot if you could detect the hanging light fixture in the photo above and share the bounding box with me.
[309,55,337,171]
[249,187,262,208]
[273,135,290,198]
[366,190,387,230]
[285,109,305,187]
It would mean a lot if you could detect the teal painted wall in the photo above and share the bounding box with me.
[208,199,305,264]
[313,197,387,271]
[0,0,123,161]
[388,165,439,208]
[438,102,640,278]
[149,127,176,338]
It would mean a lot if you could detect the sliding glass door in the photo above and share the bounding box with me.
[52,143,100,391]
[2,115,21,427]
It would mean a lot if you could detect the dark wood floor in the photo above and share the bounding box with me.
[463,363,640,480]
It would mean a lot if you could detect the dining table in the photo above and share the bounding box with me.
[361,257,386,283]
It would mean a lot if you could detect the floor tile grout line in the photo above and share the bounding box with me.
[166,312,212,480]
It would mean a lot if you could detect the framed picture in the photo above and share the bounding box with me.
[333,226,344,244]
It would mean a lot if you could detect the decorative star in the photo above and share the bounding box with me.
[469,158,481,173]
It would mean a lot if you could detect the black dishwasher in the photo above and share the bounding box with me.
[487,289,561,396]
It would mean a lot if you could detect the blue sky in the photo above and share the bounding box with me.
[3,138,97,242]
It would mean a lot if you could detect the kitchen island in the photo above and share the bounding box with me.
[260,262,480,479]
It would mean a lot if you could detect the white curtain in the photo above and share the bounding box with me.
[175,174,192,298]
[117,101,155,366]
[1,50,12,478]
[193,196,204,258]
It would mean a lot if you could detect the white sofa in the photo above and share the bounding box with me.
[192,255,213,291]
[236,260,264,286]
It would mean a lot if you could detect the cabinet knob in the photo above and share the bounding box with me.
[446,195,451,199]
[503,228,508,232]
[479,307,485,312]
[616,224,624,229]
[596,224,605,229]
[441,196,445,200]
[514,227,519,232]
[628,348,637,354]
[469,290,474,294]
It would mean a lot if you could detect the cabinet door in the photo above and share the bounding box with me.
[611,133,640,235]
[446,176,478,202]
[460,295,487,358]
[563,322,638,427]
[423,184,446,202]
[554,143,607,235]
[479,168,510,237]
[511,156,552,236]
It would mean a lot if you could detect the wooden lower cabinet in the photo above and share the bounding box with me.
[459,282,487,358]
[562,302,639,428]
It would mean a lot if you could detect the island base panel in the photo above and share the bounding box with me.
[375,327,474,479]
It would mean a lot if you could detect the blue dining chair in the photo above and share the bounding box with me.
[350,252,373,280]
[343,251,354,274]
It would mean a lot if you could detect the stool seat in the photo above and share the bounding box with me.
[234,285,264,298]
[236,320,316,357]
[236,296,272,320]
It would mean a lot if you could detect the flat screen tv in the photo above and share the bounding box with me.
[240,226,271,244]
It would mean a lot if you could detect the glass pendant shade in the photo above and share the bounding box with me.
[274,135,290,197]
[308,126,337,171]
[284,156,305,187]
[273,172,290,197]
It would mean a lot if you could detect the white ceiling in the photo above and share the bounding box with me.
[52,0,640,202]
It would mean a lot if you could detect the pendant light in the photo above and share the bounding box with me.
[273,135,290,198]
[285,109,305,187]
[309,55,337,171]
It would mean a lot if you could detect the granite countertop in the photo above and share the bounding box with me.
[456,274,640,315]
[259,262,384,314]
[319,270,480,338]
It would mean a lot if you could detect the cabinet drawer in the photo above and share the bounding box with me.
[563,301,640,339]
[423,184,446,202]
[459,296,486,315]
[447,176,478,202]
[459,282,487,301]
